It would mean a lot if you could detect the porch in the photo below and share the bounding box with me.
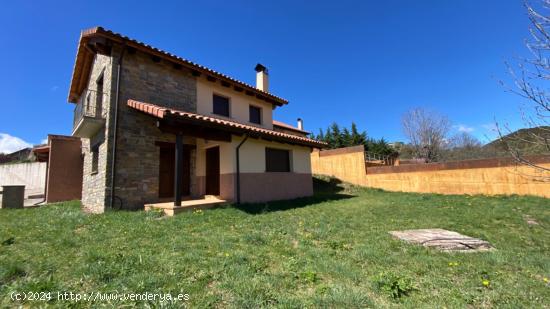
[144,196,227,216]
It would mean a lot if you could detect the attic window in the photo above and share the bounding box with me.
[213,94,230,117]
[249,105,261,124]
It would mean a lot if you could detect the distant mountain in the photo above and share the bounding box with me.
[483,126,550,156]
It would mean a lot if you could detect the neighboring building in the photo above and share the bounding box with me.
[0,148,34,164]
[33,135,83,203]
[388,141,404,149]
[68,27,326,213]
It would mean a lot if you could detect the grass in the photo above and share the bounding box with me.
[1,176,549,308]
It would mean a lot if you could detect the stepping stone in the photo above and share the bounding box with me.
[389,228,494,252]
[523,215,539,225]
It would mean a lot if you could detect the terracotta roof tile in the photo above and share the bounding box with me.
[272,120,310,134]
[127,100,326,148]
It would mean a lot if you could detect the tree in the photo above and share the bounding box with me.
[401,107,451,162]
[350,122,367,145]
[497,0,550,180]
[316,128,325,141]
[442,132,487,161]
[449,132,482,149]
[330,122,343,149]
[314,122,396,157]
[342,128,352,146]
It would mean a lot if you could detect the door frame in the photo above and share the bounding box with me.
[157,141,193,199]
[205,146,220,196]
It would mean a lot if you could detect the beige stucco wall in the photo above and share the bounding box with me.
[196,135,312,176]
[196,79,274,129]
[311,149,550,198]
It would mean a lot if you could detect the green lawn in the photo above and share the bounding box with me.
[1,177,549,308]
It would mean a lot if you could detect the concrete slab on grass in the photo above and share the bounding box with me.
[390,228,494,252]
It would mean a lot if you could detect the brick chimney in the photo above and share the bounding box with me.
[255,63,269,92]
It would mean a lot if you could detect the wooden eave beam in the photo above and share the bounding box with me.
[159,114,319,147]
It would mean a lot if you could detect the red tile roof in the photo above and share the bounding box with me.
[128,100,326,148]
[69,27,288,106]
[272,120,310,134]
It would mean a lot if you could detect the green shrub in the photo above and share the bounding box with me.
[373,272,416,299]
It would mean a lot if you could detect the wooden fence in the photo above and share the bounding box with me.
[311,146,550,198]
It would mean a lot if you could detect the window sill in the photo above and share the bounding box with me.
[90,171,98,175]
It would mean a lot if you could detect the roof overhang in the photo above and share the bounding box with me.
[68,27,289,106]
[127,100,327,149]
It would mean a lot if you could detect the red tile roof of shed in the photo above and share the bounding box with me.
[127,100,326,148]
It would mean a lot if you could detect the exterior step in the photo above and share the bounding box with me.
[144,197,227,216]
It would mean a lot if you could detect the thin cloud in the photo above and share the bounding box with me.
[0,133,32,154]
[454,124,475,133]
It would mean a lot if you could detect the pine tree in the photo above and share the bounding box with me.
[324,126,333,147]
[342,128,351,147]
[317,128,325,141]
[330,123,342,148]
[350,122,367,146]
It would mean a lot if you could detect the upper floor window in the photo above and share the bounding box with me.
[249,105,262,124]
[265,148,291,172]
[213,94,230,117]
[95,76,104,117]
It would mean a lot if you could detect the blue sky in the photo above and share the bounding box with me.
[0,0,532,152]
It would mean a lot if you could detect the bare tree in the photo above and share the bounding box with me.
[497,0,550,180]
[442,132,489,161]
[402,107,451,162]
[449,132,482,149]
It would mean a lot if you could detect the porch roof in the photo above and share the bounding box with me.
[127,100,327,148]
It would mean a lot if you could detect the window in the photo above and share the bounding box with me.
[91,145,99,174]
[213,94,230,117]
[265,148,291,172]
[95,76,104,117]
[249,105,262,124]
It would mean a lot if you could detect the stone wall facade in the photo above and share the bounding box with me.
[112,50,197,210]
[79,46,199,212]
[80,52,116,213]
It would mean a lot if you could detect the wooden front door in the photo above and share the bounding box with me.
[205,146,220,195]
[159,146,190,198]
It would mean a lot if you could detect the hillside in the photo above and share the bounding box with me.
[483,126,550,156]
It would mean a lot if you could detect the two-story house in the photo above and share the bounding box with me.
[68,27,325,213]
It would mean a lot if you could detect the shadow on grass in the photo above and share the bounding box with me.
[233,176,356,214]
